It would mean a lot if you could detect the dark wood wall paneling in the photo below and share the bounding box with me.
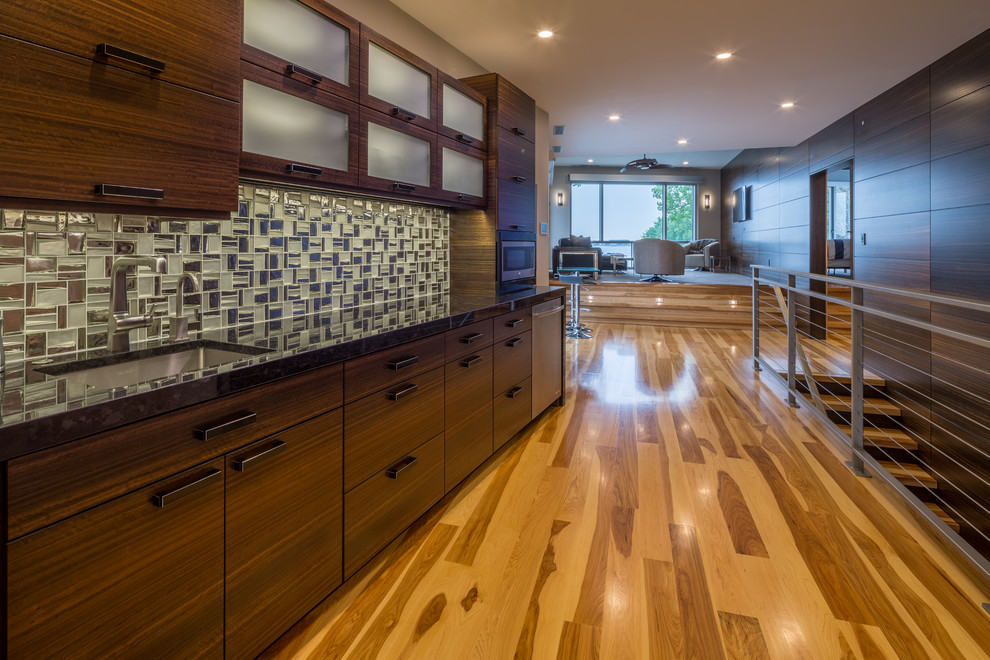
[722,27,990,551]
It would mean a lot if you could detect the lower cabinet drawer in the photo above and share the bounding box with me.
[225,410,343,660]
[344,366,444,491]
[445,403,493,493]
[493,330,532,396]
[6,459,225,658]
[494,377,532,451]
[6,362,343,540]
[344,432,444,578]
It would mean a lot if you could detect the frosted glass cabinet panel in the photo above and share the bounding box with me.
[242,80,349,172]
[367,44,431,119]
[244,0,351,87]
[366,122,431,187]
[442,147,484,198]
[442,84,484,143]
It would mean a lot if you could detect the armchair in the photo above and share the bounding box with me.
[683,239,720,270]
[633,239,685,282]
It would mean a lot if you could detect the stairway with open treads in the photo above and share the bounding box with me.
[783,368,960,532]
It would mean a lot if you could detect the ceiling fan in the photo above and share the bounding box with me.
[619,154,671,173]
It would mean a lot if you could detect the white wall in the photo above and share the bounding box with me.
[549,165,722,250]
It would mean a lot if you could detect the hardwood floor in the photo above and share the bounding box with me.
[264,323,990,659]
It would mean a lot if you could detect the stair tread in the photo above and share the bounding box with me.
[877,460,938,488]
[835,424,919,450]
[777,371,886,387]
[818,394,901,416]
[925,502,961,532]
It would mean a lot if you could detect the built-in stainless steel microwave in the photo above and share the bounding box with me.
[497,231,536,291]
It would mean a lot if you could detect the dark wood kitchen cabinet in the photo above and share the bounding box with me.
[461,73,537,233]
[359,107,441,201]
[360,26,439,132]
[437,136,487,207]
[6,460,226,658]
[241,0,360,101]
[493,308,533,449]
[444,318,495,491]
[0,0,241,100]
[438,72,488,151]
[241,60,360,189]
[0,36,239,215]
[225,410,344,660]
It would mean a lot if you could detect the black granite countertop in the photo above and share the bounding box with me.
[0,286,565,461]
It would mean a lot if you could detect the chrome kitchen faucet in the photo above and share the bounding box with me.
[107,256,167,353]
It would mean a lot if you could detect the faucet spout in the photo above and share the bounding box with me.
[107,256,168,353]
[169,272,201,342]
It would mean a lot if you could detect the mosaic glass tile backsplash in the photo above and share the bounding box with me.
[0,183,450,362]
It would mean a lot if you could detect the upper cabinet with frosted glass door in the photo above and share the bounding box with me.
[360,26,438,132]
[438,73,487,153]
[241,0,359,101]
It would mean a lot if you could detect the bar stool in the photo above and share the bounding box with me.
[559,271,595,338]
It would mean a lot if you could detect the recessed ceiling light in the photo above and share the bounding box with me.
[538,30,554,38]
[587,158,594,163]
[682,161,689,165]
[781,102,795,109]
[677,139,688,145]
[716,52,732,60]
[608,114,620,121]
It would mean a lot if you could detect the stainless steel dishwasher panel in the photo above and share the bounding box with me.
[532,298,565,417]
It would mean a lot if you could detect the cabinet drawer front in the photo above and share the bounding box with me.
[493,331,532,396]
[496,127,537,183]
[344,333,445,403]
[225,410,343,660]
[495,179,537,233]
[7,363,343,540]
[0,37,238,213]
[344,366,444,490]
[344,432,444,578]
[495,377,532,451]
[445,317,494,361]
[493,308,532,342]
[1,0,240,100]
[445,404,493,492]
[7,459,225,659]
[445,346,494,414]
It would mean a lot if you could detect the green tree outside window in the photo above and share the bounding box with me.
[643,185,694,240]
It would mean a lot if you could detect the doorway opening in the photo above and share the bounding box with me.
[809,160,853,339]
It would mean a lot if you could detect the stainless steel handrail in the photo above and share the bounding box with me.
[752,264,990,590]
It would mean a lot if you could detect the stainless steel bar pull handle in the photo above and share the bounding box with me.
[95,184,164,200]
[387,383,418,401]
[386,455,418,478]
[455,133,474,144]
[506,338,523,347]
[287,163,322,176]
[390,106,416,121]
[286,63,323,84]
[195,411,257,441]
[506,319,523,327]
[97,43,165,72]
[511,176,527,183]
[461,355,483,367]
[153,468,222,507]
[461,332,484,344]
[233,441,287,472]
[388,356,419,370]
[393,183,416,193]
[512,127,527,137]
[506,386,524,398]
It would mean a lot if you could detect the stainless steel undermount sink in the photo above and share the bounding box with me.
[35,340,274,389]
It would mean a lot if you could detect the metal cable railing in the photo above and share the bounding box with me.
[752,265,990,589]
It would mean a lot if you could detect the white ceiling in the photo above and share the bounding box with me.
[392,0,990,169]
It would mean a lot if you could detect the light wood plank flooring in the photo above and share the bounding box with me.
[264,324,990,659]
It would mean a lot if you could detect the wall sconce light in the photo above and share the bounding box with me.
[703,193,711,211]
[556,191,564,206]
